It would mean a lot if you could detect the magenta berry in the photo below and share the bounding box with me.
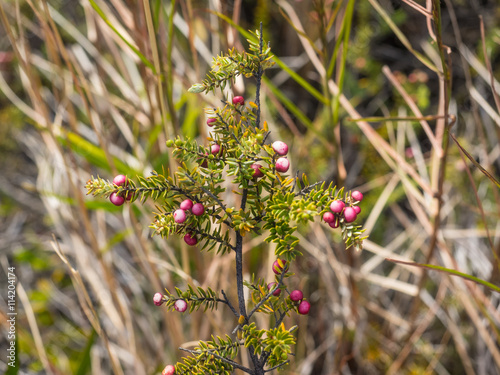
[290,290,304,302]
[272,259,288,275]
[351,190,363,202]
[211,144,221,155]
[323,212,335,223]
[113,174,127,186]
[162,365,175,375]
[267,282,281,296]
[184,233,197,246]
[297,300,311,315]
[180,199,194,211]
[192,203,205,216]
[272,141,288,156]
[353,206,361,214]
[343,206,357,223]
[207,118,217,127]
[174,299,188,312]
[275,157,290,173]
[110,192,125,206]
[251,163,264,178]
[173,209,187,224]
[329,217,340,228]
[232,96,245,105]
[330,200,345,213]
[153,293,163,306]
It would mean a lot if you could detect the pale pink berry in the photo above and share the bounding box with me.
[153,293,163,306]
[272,259,288,275]
[113,174,127,186]
[173,209,186,224]
[275,157,290,173]
[343,206,357,223]
[180,199,193,211]
[184,233,197,246]
[110,192,125,206]
[267,282,281,296]
[323,212,335,223]
[298,300,310,315]
[290,290,303,302]
[251,163,264,178]
[162,365,175,375]
[353,206,361,214]
[232,96,245,105]
[174,299,187,312]
[272,141,288,156]
[351,190,363,202]
[211,144,221,155]
[192,203,205,216]
[207,118,216,127]
[330,200,345,213]
[329,217,340,228]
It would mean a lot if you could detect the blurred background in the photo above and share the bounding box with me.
[1,0,500,374]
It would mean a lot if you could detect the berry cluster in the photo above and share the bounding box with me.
[153,292,188,313]
[269,259,310,315]
[173,199,205,246]
[109,174,133,206]
[323,190,364,228]
[250,139,290,178]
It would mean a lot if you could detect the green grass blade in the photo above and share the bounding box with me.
[75,329,96,375]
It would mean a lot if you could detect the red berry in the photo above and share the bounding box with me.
[199,152,209,168]
[153,293,163,306]
[353,206,361,214]
[251,163,264,178]
[275,157,290,173]
[328,217,340,228]
[323,212,335,223]
[272,259,288,275]
[297,300,310,315]
[162,365,176,375]
[110,192,125,206]
[173,209,186,224]
[351,190,363,202]
[180,199,193,211]
[113,174,127,186]
[207,118,217,127]
[290,290,303,302]
[330,200,345,213]
[267,282,281,296]
[211,144,221,155]
[232,96,245,105]
[272,141,288,156]
[343,206,357,223]
[174,299,187,312]
[192,203,205,216]
[184,233,197,246]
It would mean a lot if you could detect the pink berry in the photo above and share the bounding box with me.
[173,209,186,224]
[184,233,197,246]
[330,200,345,213]
[272,259,288,275]
[124,191,134,201]
[174,299,187,312]
[162,365,176,375]
[323,212,335,223]
[328,217,340,228]
[113,174,127,186]
[343,206,357,223]
[232,96,245,105]
[251,163,264,178]
[192,203,205,216]
[199,153,209,168]
[153,293,163,306]
[297,300,310,315]
[290,290,303,302]
[211,144,221,155]
[207,118,217,127]
[353,206,361,214]
[275,157,290,173]
[180,199,193,211]
[110,192,125,206]
[272,141,288,156]
[351,190,363,202]
[267,282,281,296]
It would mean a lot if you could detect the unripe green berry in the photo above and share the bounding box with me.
[175,139,184,147]
[166,140,174,147]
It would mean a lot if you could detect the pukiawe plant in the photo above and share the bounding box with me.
[85,27,366,375]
